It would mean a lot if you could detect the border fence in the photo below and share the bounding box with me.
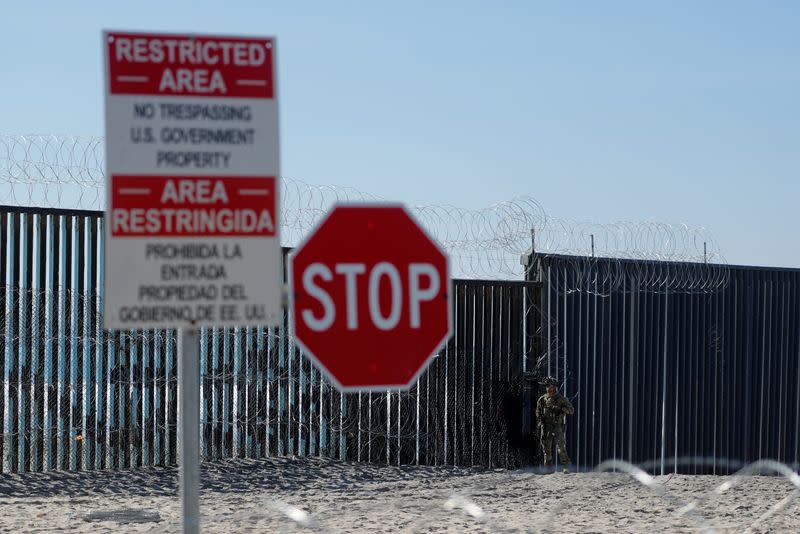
[532,253,800,474]
[1,204,535,473]
[2,126,800,478]
[3,202,800,476]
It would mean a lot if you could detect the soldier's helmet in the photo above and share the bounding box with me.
[542,376,559,388]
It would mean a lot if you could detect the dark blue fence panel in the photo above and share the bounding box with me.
[532,253,800,474]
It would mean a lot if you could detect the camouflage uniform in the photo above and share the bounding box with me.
[536,392,574,467]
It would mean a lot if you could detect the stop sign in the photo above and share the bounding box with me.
[289,204,452,391]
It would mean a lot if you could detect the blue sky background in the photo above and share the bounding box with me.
[2,1,798,268]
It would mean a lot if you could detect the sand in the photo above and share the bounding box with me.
[1,457,799,533]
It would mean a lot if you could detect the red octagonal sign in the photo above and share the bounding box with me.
[289,204,452,391]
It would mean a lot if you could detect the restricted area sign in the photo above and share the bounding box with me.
[103,31,282,329]
[289,204,452,391]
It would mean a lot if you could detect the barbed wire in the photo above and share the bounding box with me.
[2,136,793,534]
[1,134,727,284]
[1,456,798,532]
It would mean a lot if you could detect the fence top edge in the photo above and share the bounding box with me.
[534,252,800,275]
[0,204,104,218]
[0,204,531,285]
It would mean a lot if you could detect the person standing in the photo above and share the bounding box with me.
[536,377,574,473]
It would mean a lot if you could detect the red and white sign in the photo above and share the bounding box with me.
[110,176,275,237]
[103,30,282,329]
[106,33,274,98]
[289,204,452,391]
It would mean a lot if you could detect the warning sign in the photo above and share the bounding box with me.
[103,30,282,329]
[110,176,276,237]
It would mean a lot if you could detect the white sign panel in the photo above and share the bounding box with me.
[103,30,282,328]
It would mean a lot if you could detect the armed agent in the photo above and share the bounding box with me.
[536,377,574,473]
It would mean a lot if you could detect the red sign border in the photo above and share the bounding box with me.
[288,202,453,393]
[109,175,277,238]
[102,29,277,99]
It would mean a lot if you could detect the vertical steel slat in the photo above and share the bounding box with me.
[104,334,116,469]
[308,357,316,457]
[297,345,304,457]
[232,326,241,458]
[795,276,800,467]
[338,391,345,460]
[277,323,285,456]
[29,215,44,471]
[742,272,753,461]
[245,327,254,458]
[142,330,152,465]
[396,390,402,466]
[94,217,104,469]
[222,326,231,458]
[69,215,79,471]
[660,289,669,475]
[153,330,163,465]
[56,215,67,470]
[81,216,92,470]
[115,332,126,469]
[562,267,568,406]
[442,342,448,465]
[472,284,487,465]
[639,286,648,465]
[758,281,767,458]
[283,326,291,457]
[165,329,176,465]
[628,286,636,463]
[254,326,264,457]
[199,327,209,461]
[43,215,55,470]
[318,366,325,458]
[451,285,459,465]
[259,326,269,457]
[385,390,390,464]
[575,282,582,469]
[356,391,364,462]
[578,276,598,469]
[414,379,420,464]
[268,326,276,457]
[487,285,494,467]
[130,329,141,467]
[0,212,6,474]
[3,213,16,473]
[17,214,29,472]
[471,288,477,465]
[211,328,221,459]
[778,276,788,460]
[601,273,609,466]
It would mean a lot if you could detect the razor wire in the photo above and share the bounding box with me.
[1,134,728,288]
[1,456,799,532]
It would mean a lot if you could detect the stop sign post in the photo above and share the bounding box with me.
[289,204,452,391]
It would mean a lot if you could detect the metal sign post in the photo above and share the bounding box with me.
[178,327,200,534]
[102,30,282,533]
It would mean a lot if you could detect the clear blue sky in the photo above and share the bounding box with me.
[2,1,798,268]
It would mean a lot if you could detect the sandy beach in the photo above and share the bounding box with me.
[1,457,799,533]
